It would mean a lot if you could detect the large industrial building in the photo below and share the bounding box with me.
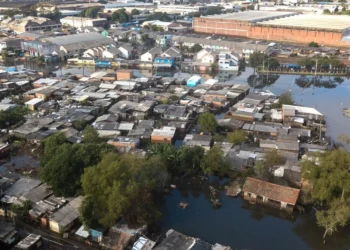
[193,11,350,47]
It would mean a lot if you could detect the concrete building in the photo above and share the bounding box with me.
[151,126,176,144]
[1,16,61,33]
[42,32,114,57]
[242,177,300,212]
[193,12,350,47]
[60,16,107,29]
[218,52,239,71]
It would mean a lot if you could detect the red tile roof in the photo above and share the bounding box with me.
[242,177,300,205]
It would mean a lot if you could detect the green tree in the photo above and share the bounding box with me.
[151,25,159,31]
[72,119,87,131]
[11,200,31,217]
[146,12,170,22]
[40,134,112,196]
[81,153,166,227]
[80,7,101,18]
[178,146,205,174]
[271,92,294,108]
[297,57,315,71]
[227,130,247,145]
[190,44,203,53]
[131,9,140,15]
[147,144,179,174]
[309,41,320,47]
[205,6,223,15]
[316,199,350,239]
[83,125,102,144]
[0,106,28,128]
[323,9,331,15]
[249,52,268,69]
[198,112,218,133]
[200,145,230,176]
[79,195,96,229]
[264,149,285,168]
[302,149,350,239]
[112,9,130,23]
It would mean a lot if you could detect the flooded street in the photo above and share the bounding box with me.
[159,177,350,250]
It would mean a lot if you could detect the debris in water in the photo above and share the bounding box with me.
[179,201,189,209]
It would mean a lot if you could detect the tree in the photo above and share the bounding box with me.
[323,9,331,15]
[190,44,203,53]
[11,200,31,217]
[227,130,247,145]
[151,25,159,31]
[40,134,112,196]
[0,106,28,128]
[249,52,268,69]
[297,58,315,71]
[131,9,140,15]
[205,6,223,15]
[302,149,350,239]
[271,92,294,108]
[83,125,102,144]
[72,119,87,131]
[178,146,205,174]
[146,12,170,22]
[79,195,96,229]
[200,145,230,176]
[81,153,166,227]
[264,149,285,168]
[112,9,130,23]
[309,41,320,47]
[80,7,101,18]
[198,112,218,133]
[147,144,179,174]
[267,58,280,70]
[316,199,350,239]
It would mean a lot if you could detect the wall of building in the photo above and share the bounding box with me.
[193,17,350,48]
[193,18,250,37]
[249,25,348,47]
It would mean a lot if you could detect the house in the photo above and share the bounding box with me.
[282,105,324,123]
[132,237,155,250]
[161,47,181,61]
[242,177,300,212]
[2,16,61,33]
[116,70,133,80]
[60,16,107,28]
[83,47,105,58]
[151,126,176,144]
[103,47,120,59]
[101,220,146,250]
[162,105,190,120]
[21,184,52,203]
[187,75,201,87]
[24,98,44,111]
[107,136,140,149]
[14,234,43,250]
[218,52,239,71]
[0,221,18,246]
[154,57,175,68]
[140,46,162,62]
[49,196,83,233]
[2,178,42,204]
[183,134,213,151]
[118,43,135,59]
[195,49,218,65]
[153,229,231,250]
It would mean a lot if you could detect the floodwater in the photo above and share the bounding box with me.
[159,177,350,250]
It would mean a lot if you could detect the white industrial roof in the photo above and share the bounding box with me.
[203,11,296,22]
[283,105,323,116]
[258,14,350,31]
[152,126,176,137]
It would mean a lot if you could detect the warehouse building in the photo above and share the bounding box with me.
[253,15,350,47]
[193,11,297,37]
[193,11,350,47]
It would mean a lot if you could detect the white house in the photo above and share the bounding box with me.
[218,52,239,71]
[103,47,120,58]
[118,43,134,59]
[83,47,105,58]
[161,46,181,61]
[140,45,162,62]
[60,16,106,28]
[195,49,218,64]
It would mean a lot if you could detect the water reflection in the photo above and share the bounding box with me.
[295,76,344,89]
[247,74,280,89]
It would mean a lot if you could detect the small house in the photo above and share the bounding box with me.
[25,98,43,111]
[151,126,176,144]
[183,134,213,151]
[107,136,140,149]
[116,70,133,80]
[161,47,181,62]
[154,57,175,68]
[187,75,201,88]
[103,47,120,59]
[49,196,83,233]
[140,46,162,62]
[242,177,300,212]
